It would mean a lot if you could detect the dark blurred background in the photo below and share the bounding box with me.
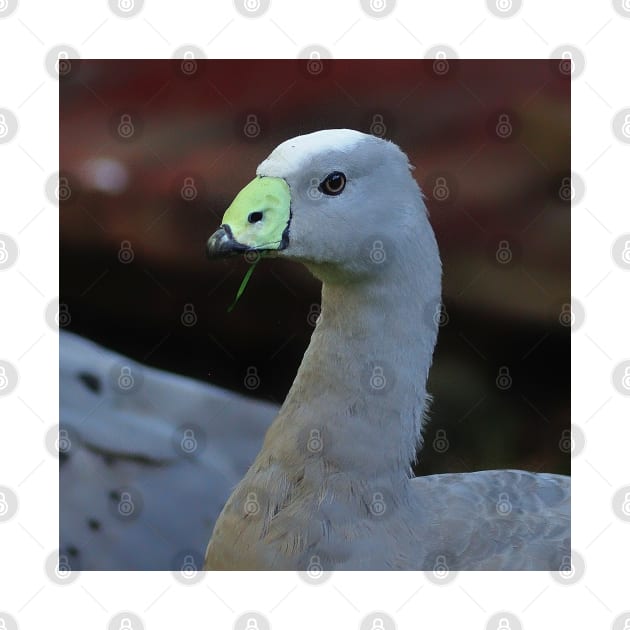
[60,59,570,476]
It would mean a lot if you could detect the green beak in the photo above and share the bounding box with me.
[206,176,291,259]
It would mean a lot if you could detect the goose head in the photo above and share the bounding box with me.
[206,129,439,285]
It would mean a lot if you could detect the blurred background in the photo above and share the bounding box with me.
[60,59,570,477]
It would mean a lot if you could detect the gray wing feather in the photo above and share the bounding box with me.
[60,332,275,570]
[411,470,570,570]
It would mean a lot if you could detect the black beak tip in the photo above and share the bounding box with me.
[206,225,249,260]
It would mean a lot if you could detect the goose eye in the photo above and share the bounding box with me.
[319,171,346,196]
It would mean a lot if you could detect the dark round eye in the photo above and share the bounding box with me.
[319,171,346,196]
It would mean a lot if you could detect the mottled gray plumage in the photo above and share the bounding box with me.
[60,332,274,570]
[204,130,570,570]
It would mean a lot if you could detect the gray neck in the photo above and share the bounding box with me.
[261,220,441,482]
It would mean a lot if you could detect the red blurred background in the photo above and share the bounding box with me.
[60,59,570,475]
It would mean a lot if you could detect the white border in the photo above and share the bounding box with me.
[1,1,629,628]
